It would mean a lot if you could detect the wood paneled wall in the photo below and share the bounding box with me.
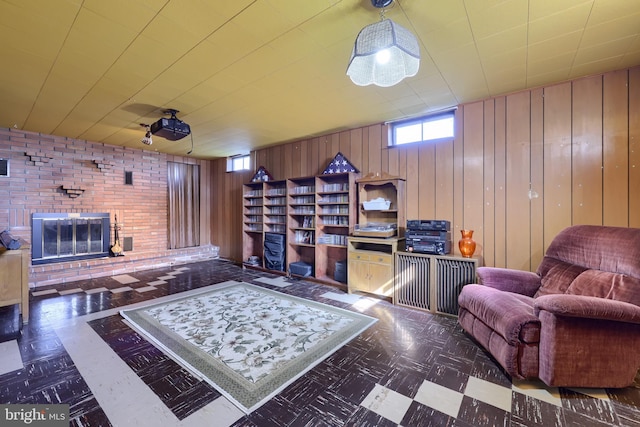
[211,66,640,272]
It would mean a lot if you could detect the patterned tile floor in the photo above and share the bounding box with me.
[0,259,639,426]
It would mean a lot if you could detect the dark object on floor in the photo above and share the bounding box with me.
[289,261,313,277]
[334,260,347,283]
[264,233,285,271]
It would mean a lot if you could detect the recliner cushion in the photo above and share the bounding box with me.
[458,284,541,344]
[565,270,640,306]
[535,258,588,298]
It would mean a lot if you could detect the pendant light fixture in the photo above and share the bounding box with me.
[346,0,420,87]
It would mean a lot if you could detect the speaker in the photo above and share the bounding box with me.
[0,159,8,177]
[264,233,285,271]
[125,171,133,185]
[123,237,133,252]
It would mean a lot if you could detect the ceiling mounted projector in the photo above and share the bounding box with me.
[150,109,190,141]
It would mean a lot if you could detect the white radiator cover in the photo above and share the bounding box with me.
[395,252,480,315]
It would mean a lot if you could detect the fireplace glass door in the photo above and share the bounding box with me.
[33,213,111,265]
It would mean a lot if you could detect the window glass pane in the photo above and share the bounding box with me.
[228,155,250,171]
[233,157,243,171]
[423,116,454,140]
[395,123,422,145]
[391,111,455,146]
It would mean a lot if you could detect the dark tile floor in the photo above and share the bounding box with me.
[0,259,639,426]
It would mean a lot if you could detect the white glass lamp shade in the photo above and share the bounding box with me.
[347,19,420,87]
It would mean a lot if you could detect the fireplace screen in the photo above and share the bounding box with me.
[33,213,111,264]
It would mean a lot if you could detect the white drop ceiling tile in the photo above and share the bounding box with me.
[419,20,475,54]
[487,77,528,98]
[588,0,640,25]
[269,28,324,63]
[299,6,370,49]
[465,0,528,39]
[177,83,231,111]
[435,44,483,72]
[83,0,164,33]
[405,1,467,34]
[528,4,592,44]
[1,16,69,63]
[618,50,640,68]
[569,57,625,79]
[231,0,295,43]
[581,14,640,47]
[227,46,289,84]
[265,0,338,24]
[527,72,572,92]
[156,1,251,41]
[527,53,576,78]
[159,44,227,85]
[475,26,527,58]
[483,50,527,77]
[528,32,583,61]
[574,36,637,65]
[0,0,79,39]
[205,21,265,59]
[109,36,182,82]
[0,46,51,89]
[142,13,203,47]
[528,0,593,21]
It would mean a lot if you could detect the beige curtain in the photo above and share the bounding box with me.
[168,162,200,249]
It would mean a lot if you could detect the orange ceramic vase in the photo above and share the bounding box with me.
[458,229,476,258]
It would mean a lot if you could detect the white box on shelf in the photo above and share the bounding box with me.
[362,197,391,210]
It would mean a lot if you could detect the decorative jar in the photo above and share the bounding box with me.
[459,229,476,258]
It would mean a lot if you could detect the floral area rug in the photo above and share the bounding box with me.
[120,281,377,413]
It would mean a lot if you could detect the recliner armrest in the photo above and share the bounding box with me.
[477,267,541,297]
[534,294,640,324]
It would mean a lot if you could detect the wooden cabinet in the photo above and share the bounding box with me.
[0,247,30,323]
[356,173,406,237]
[347,236,404,300]
[395,251,480,316]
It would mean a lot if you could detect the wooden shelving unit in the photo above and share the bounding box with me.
[263,180,287,235]
[287,176,317,274]
[356,172,406,237]
[314,172,359,284]
[242,181,264,267]
[347,173,406,299]
[244,172,359,286]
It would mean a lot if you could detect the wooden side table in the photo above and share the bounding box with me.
[0,246,30,323]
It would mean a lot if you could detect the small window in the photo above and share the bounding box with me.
[390,111,455,146]
[227,155,251,172]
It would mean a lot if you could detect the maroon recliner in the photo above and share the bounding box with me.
[458,225,640,388]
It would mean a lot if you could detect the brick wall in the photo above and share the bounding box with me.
[0,127,217,287]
